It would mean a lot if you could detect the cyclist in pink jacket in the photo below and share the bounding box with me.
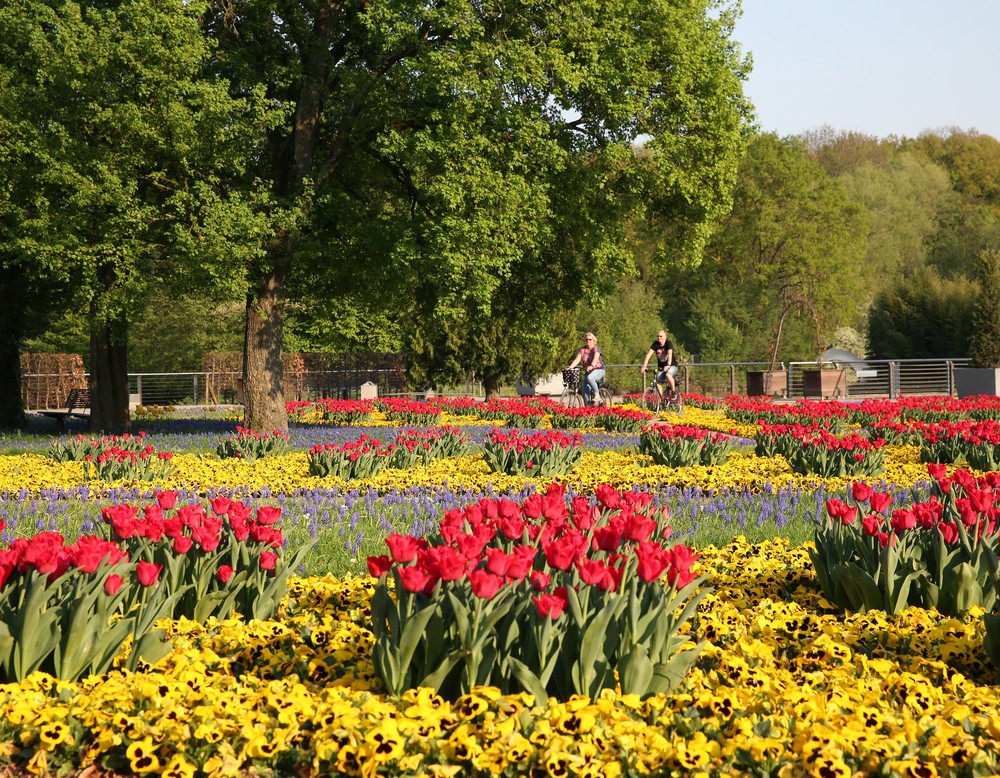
[567,332,606,406]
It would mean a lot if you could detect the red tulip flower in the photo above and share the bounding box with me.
[533,591,567,620]
[104,574,124,595]
[136,561,162,587]
[367,555,392,579]
[869,492,894,514]
[156,490,179,510]
[851,482,873,503]
[256,506,282,525]
[210,496,233,516]
[468,569,503,599]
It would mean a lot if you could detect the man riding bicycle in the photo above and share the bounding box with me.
[641,330,679,402]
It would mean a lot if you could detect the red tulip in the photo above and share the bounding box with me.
[939,522,959,545]
[256,506,282,525]
[398,565,436,595]
[484,548,511,577]
[530,570,551,591]
[429,546,467,581]
[173,536,194,554]
[385,534,424,564]
[890,509,917,533]
[543,533,585,571]
[969,488,996,513]
[594,484,621,510]
[136,561,162,587]
[851,482,873,503]
[592,524,624,553]
[623,512,657,543]
[635,541,670,583]
[926,462,948,482]
[577,558,615,591]
[259,551,278,571]
[861,514,883,537]
[455,532,487,560]
[104,574,124,595]
[366,555,392,579]
[468,569,503,599]
[210,496,233,516]
[68,536,119,574]
[217,565,234,583]
[869,492,894,514]
[156,490,179,510]
[533,591,566,620]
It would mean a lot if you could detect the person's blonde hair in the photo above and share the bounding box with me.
[585,331,597,342]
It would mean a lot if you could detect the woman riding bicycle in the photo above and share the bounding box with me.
[566,332,606,406]
[641,329,679,402]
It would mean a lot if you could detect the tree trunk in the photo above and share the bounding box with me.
[483,374,503,400]
[89,318,130,434]
[243,265,289,432]
[0,266,26,428]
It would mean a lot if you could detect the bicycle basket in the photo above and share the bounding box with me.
[562,368,580,392]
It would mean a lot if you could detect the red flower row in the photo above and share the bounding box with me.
[367,483,698,619]
[484,428,583,453]
[825,465,1000,548]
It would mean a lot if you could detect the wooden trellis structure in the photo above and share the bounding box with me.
[200,352,408,403]
[19,354,88,410]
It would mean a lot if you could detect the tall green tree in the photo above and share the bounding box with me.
[867,266,976,359]
[970,248,1000,367]
[0,0,271,430]
[838,152,951,289]
[669,133,868,364]
[204,0,752,427]
[910,129,1000,213]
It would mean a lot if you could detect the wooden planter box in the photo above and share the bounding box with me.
[746,370,787,397]
[802,369,846,399]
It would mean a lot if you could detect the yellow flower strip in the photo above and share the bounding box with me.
[0,443,936,497]
[1,539,996,776]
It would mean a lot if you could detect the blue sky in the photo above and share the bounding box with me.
[732,0,1000,139]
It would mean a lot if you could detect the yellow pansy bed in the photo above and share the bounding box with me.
[1,538,996,777]
[0,444,933,498]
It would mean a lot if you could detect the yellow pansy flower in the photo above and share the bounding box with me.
[125,737,160,774]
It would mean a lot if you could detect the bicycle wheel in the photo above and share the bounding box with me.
[598,386,613,408]
[561,390,583,409]
[642,385,662,415]
[665,391,683,415]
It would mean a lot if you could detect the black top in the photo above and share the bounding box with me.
[650,339,676,368]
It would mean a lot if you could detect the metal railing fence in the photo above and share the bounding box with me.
[544,358,973,401]
[21,358,974,410]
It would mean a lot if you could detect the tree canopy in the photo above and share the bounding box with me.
[0,0,273,429]
[668,133,868,364]
[198,0,752,427]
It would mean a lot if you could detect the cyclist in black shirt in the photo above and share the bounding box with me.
[641,330,679,402]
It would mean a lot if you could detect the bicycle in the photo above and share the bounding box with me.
[561,367,612,409]
[641,370,683,417]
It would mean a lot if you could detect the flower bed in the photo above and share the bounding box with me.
[6,396,1000,775]
[0,539,997,776]
[368,483,704,700]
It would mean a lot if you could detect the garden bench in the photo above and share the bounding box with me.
[38,388,91,432]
